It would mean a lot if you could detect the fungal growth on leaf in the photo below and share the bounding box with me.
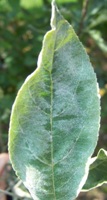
[8,1,100,200]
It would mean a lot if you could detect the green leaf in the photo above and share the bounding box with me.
[21,0,43,9]
[89,30,107,53]
[8,1,100,200]
[83,149,107,191]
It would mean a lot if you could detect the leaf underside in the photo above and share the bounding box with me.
[83,149,107,191]
[8,1,100,200]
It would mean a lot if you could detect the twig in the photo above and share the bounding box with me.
[0,189,14,197]
[78,0,90,36]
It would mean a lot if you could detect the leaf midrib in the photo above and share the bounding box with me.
[49,27,57,199]
[50,71,56,199]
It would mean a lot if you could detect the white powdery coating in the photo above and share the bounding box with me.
[24,166,42,200]
[97,82,101,99]
[8,1,100,200]
[76,156,91,195]
[51,0,56,30]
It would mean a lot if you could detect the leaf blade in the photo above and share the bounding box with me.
[83,149,107,191]
[8,1,100,200]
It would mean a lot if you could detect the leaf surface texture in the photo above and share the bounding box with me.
[9,1,100,200]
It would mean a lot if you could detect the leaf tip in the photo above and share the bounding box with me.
[52,0,56,4]
[51,0,56,29]
[51,0,61,29]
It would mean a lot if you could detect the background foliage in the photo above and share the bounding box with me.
[0,0,107,199]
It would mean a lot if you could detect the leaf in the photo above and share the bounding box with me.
[89,30,107,53]
[83,149,107,191]
[21,0,42,9]
[87,10,107,29]
[8,1,100,200]
[88,0,107,16]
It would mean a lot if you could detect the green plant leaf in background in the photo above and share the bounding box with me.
[8,1,100,200]
[89,30,107,54]
[83,149,107,191]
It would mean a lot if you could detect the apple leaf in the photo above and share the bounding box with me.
[8,1,100,200]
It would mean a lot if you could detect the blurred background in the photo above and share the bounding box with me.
[0,0,107,199]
